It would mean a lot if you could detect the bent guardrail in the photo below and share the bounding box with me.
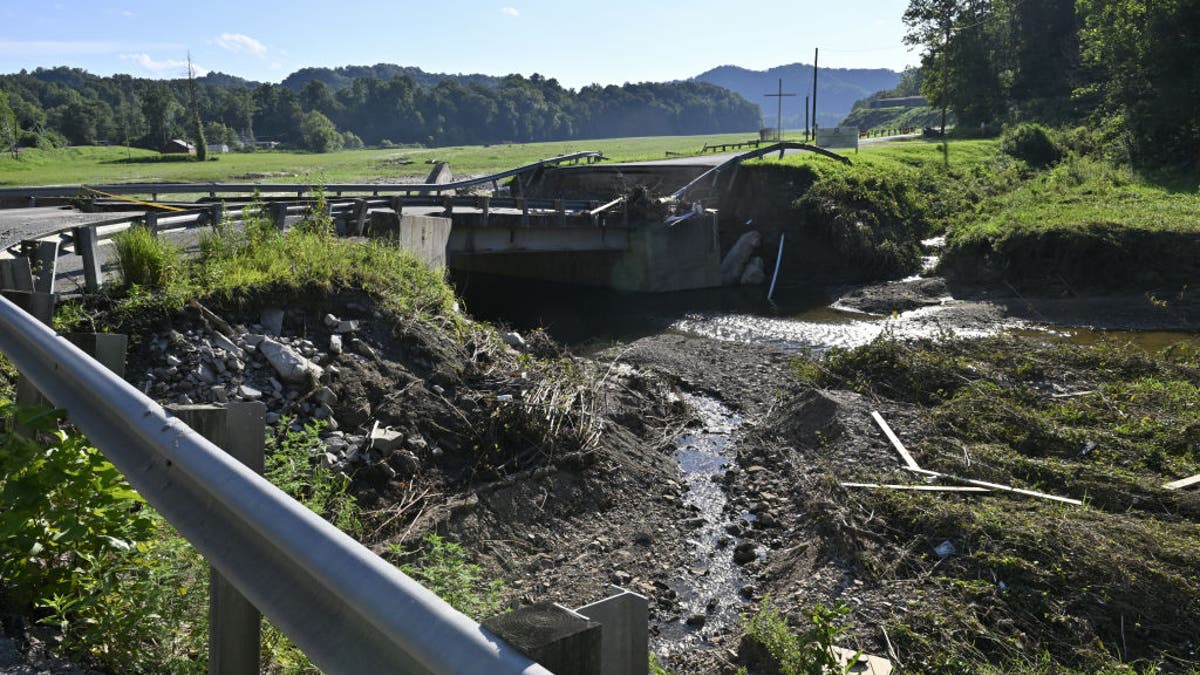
[0,294,550,674]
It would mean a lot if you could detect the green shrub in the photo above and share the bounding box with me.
[1001,123,1065,168]
[741,596,855,675]
[112,224,180,288]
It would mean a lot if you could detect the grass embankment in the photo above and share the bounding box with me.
[0,205,512,671]
[729,139,1012,281]
[0,131,769,187]
[793,335,1200,671]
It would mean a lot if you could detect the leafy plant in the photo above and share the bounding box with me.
[265,416,361,536]
[394,534,505,619]
[741,596,856,675]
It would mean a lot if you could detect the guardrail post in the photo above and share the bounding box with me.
[167,402,266,675]
[21,240,59,294]
[72,226,102,292]
[389,196,404,217]
[575,586,649,675]
[442,195,454,219]
[478,196,490,227]
[8,290,57,407]
[17,330,126,410]
[483,602,601,675]
[554,199,566,228]
[0,258,35,292]
[518,198,529,228]
[588,201,599,228]
[144,210,159,238]
[270,202,289,231]
[351,198,368,236]
[210,203,224,230]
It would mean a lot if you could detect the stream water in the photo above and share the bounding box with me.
[457,271,1198,649]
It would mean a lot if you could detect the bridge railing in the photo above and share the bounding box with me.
[0,293,551,674]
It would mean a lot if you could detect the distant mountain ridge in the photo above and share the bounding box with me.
[693,63,901,129]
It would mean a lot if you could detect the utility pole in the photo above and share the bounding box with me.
[804,95,809,142]
[812,48,819,144]
[763,78,796,145]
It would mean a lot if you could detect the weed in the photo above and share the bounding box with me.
[111,224,181,288]
[393,533,505,620]
[741,595,856,675]
[265,416,361,536]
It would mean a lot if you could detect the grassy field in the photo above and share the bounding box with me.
[0,131,776,187]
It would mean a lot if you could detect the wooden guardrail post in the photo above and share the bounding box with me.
[167,402,266,675]
[72,226,101,292]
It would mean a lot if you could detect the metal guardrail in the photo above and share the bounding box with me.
[0,294,550,674]
[668,141,851,201]
[0,151,604,201]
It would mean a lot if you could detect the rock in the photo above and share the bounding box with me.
[195,363,216,384]
[212,333,245,359]
[406,434,428,452]
[370,427,406,454]
[321,452,339,468]
[313,386,338,406]
[260,308,285,336]
[314,404,333,420]
[733,542,757,565]
[379,463,398,479]
[334,320,360,334]
[258,338,323,384]
[350,338,378,361]
[632,532,653,546]
[211,386,229,403]
[165,354,183,367]
[685,614,707,627]
[719,230,761,286]
[394,451,420,475]
[266,412,280,425]
[241,334,267,348]
[329,334,343,354]
[431,384,445,395]
[323,313,340,328]
[740,256,766,285]
[501,331,526,350]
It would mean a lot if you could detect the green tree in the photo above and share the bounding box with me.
[299,110,343,152]
[0,89,17,158]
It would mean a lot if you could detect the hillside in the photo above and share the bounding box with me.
[693,63,900,129]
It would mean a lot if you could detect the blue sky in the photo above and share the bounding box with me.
[0,0,919,87]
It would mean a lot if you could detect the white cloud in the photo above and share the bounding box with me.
[216,32,267,57]
[499,6,519,17]
[122,9,134,16]
[120,53,209,78]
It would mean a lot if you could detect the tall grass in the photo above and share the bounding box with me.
[111,224,180,288]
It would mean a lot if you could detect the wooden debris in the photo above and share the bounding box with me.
[871,411,921,471]
[831,646,893,675]
[908,467,1082,506]
[1163,473,1200,490]
[841,482,990,493]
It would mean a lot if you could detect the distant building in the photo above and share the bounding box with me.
[206,143,230,154]
[160,139,196,154]
[869,96,928,109]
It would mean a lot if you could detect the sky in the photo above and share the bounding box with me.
[0,0,920,88]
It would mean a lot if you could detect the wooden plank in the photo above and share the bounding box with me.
[871,411,921,471]
[1163,473,1200,490]
[908,467,1082,506]
[841,482,990,493]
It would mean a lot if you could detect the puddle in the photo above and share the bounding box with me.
[652,394,757,655]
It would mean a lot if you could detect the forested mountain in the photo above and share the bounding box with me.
[281,64,503,93]
[0,65,761,153]
[693,63,901,129]
[902,0,1200,167]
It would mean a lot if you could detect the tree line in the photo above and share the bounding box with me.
[902,0,1200,168]
[0,66,762,154]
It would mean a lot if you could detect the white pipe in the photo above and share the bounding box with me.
[767,233,785,301]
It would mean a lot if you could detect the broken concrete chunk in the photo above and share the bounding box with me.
[739,256,766,285]
[258,338,324,384]
[334,320,360,334]
[238,384,263,400]
[329,334,343,354]
[370,426,406,454]
[720,230,761,286]
[211,332,245,358]
[323,313,340,328]
[312,386,338,406]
